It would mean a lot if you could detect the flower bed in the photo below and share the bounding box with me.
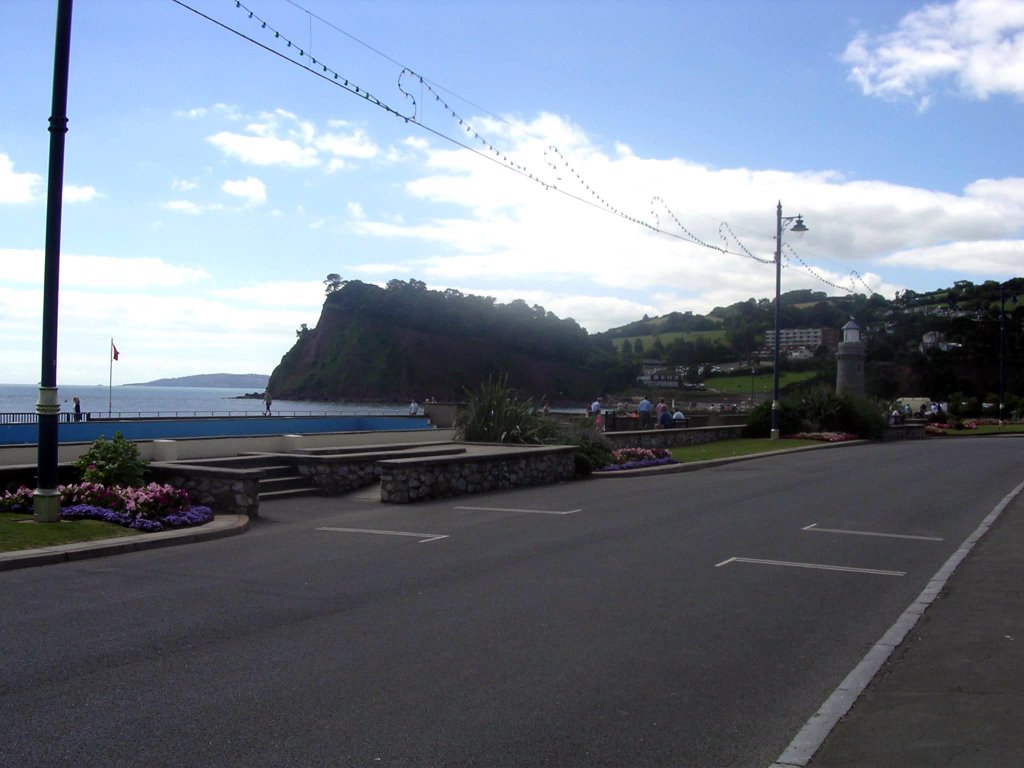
[0,483,213,532]
[597,447,678,472]
[787,432,859,442]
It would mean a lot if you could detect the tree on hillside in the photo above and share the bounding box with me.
[324,274,345,294]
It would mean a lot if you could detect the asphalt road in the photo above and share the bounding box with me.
[1,438,1020,767]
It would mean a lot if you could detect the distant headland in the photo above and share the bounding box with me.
[127,373,270,389]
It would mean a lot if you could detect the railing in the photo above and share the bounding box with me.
[0,409,406,425]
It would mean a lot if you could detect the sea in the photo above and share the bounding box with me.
[0,383,407,419]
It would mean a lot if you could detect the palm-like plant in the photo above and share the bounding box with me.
[453,376,555,443]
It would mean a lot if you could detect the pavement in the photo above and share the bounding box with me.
[2,456,1022,767]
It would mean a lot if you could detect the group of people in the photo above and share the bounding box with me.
[889,400,944,425]
[588,395,686,430]
[637,395,687,429]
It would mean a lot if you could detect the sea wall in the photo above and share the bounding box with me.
[0,427,455,466]
[0,414,433,447]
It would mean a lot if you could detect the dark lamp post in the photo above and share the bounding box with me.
[35,0,74,522]
[1000,282,1018,424]
[771,202,808,440]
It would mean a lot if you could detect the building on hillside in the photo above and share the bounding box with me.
[920,331,962,353]
[760,327,840,360]
[639,359,669,376]
[637,368,681,389]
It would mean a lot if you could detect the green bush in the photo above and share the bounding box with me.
[836,394,887,439]
[743,388,886,439]
[453,376,557,444]
[74,432,148,487]
[742,400,805,438]
[555,420,614,474]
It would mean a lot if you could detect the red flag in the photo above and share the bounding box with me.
[112,343,119,361]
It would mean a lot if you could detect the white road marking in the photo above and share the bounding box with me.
[803,523,943,541]
[715,556,904,577]
[771,478,1024,768]
[454,505,580,516]
[316,527,448,543]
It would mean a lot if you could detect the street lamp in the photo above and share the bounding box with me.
[999,281,1019,424]
[771,202,808,440]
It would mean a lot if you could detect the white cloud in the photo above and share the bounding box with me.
[63,184,100,203]
[164,199,203,215]
[879,239,1024,274]
[204,108,380,172]
[843,0,1024,106]
[178,103,242,121]
[0,248,209,288]
[172,177,199,192]
[208,131,320,167]
[316,127,379,162]
[340,113,1024,327]
[222,176,267,206]
[0,153,41,203]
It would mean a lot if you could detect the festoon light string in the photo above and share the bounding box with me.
[176,0,878,294]
[216,0,774,259]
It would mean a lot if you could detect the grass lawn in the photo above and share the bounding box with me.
[708,370,819,395]
[939,424,1024,436]
[613,329,727,350]
[670,438,823,463]
[0,513,140,553]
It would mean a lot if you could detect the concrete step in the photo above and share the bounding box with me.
[258,464,299,479]
[259,486,320,501]
[258,475,310,493]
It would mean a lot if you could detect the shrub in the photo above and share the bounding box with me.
[742,400,804,438]
[836,393,887,440]
[453,376,557,444]
[549,419,614,475]
[743,388,886,440]
[74,432,148,487]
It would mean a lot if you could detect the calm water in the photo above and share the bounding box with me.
[0,383,406,418]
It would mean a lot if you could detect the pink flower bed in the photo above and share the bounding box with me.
[787,432,859,442]
[0,482,212,531]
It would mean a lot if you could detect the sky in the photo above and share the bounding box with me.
[2,0,1024,386]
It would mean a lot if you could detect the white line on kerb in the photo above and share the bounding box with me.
[715,556,905,577]
[770,478,1024,768]
[316,527,448,543]
[454,506,580,516]
[803,523,943,542]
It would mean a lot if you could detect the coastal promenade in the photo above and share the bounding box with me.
[2,438,1021,766]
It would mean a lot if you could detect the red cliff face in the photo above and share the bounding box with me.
[267,283,600,403]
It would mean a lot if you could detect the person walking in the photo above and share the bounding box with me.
[263,390,272,415]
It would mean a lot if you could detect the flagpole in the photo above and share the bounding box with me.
[109,338,113,416]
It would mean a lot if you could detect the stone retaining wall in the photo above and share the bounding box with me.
[148,464,262,519]
[882,423,927,441]
[379,446,576,503]
[293,455,382,494]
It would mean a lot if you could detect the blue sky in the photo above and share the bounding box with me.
[3,0,1023,385]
